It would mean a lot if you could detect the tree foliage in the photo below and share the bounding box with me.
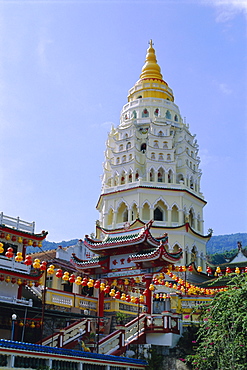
[187,274,247,369]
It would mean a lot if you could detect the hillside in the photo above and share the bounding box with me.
[206,233,247,254]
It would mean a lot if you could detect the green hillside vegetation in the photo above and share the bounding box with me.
[206,233,247,254]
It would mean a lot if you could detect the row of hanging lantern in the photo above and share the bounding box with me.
[0,274,40,287]
[0,237,42,247]
[150,270,226,296]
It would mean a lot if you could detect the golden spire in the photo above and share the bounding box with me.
[140,40,163,80]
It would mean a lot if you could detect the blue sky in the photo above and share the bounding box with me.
[0,0,246,242]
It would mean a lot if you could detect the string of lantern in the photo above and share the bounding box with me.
[0,244,244,298]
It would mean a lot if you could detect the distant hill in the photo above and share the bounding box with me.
[26,233,247,256]
[206,233,247,255]
[27,239,78,254]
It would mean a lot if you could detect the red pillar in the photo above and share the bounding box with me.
[98,289,105,332]
[144,273,153,314]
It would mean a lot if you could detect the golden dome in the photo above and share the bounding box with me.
[140,40,163,80]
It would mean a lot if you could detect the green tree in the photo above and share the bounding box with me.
[187,274,247,369]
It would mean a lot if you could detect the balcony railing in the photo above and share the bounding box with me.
[0,212,35,233]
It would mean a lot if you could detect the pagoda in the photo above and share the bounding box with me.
[71,41,212,317]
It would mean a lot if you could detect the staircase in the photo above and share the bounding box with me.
[41,318,90,348]
[98,314,146,356]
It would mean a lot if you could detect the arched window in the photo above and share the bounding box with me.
[163,141,168,149]
[174,114,178,122]
[168,169,173,183]
[142,109,149,117]
[129,154,132,160]
[154,207,163,221]
[158,130,164,137]
[165,110,171,119]
[158,168,165,182]
[116,157,120,164]
[177,174,184,183]
[154,140,159,148]
[107,209,114,226]
[126,142,131,150]
[121,172,126,184]
[154,108,159,117]
[151,152,155,160]
[189,209,195,228]
[119,144,123,151]
[159,153,164,161]
[137,95,142,99]
[135,171,139,181]
[116,202,128,224]
[132,110,137,118]
[171,205,179,222]
[131,204,138,221]
[123,209,128,222]
[142,203,150,220]
[128,172,132,183]
[150,168,155,182]
[122,155,126,163]
[190,177,194,189]
[167,154,171,161]
[140,143,146,153]
[154,200,167,222]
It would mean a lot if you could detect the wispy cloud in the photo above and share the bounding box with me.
[202,0,247,22]
[36,29,53,72]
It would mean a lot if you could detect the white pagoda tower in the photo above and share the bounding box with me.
[96,41,211,271]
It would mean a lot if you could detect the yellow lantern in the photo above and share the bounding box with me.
[155,293,159,299]
[235,267,240,274]
[131,296,136,303]
[38,242,42,248]
[62,272,70,281]
[165,281,169,287]
[33,259,41,269]
[47,265,55,274]
[100,283,105,291]
[172,284,177,289]
[19,321,24,327]
[28,281,33,287]
[75,277,82,286]
[139,295,144,303]
[181,286,185,293]
[124,279,129,285]
[18,237,23,244]
[121,293,126,301]
[112,279,118,286]
[87,279,94,288]
[15,252,23,262]
[109,289,115,297]
[28,240,33,246]
[149,284,155,291]
[30,321,35,329]
[17,279,22,285]
[182,266,186,272]
[135,277,141,284]
[197,266,202,272]
[0,243,4,254]
[5,276,11,283]
[216,266,221,274]
[5,234,10,241]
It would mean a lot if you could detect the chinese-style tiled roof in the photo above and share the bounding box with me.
[130,244,183,263]
[70,254,108,269]
[84,221,161,251]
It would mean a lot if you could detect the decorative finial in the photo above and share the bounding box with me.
[149,39,154,48]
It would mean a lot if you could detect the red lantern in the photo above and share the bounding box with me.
[82,278,88,287]
[56,269,63,278]
[23,239,28,245]
[22,280,27,285]
[135,297,139,304]
[226,267,231,274]
[115,291,121,299]
[11,278,16,284]
[126,295,131,302]
[12,236,17,242]
[5,247,14,258]
[40,261,47,271]
[0,232,4,238]
[104,285,110,294]
[94,280,100,289]
[188,265,193,272]
[0,275,4,281]
[118,279,124,285]
[24,255,32,266]
[69,274,76,283]
[143,289,148,296]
